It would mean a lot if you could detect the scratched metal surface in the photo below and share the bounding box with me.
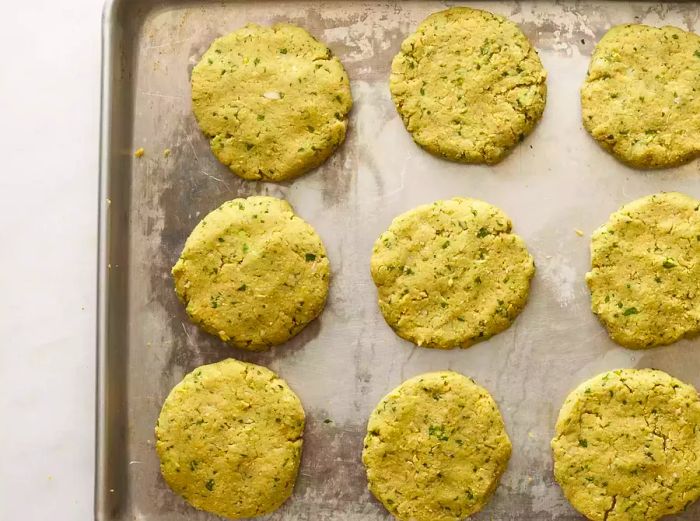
[97,1,700,520]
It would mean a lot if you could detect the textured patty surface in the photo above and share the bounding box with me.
[552,368,700,521]
[172,196,329,350]
[581,24,700,168]
[362,371,511,521]
[370,197,534,349]
[390,7,546,164]
[156,359,305,519]
[586,192,700,348]
[192,23,352,181]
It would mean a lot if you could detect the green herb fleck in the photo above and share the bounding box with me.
[257,114,265,121]
[242,243,249,254]
[306,125,315,132]
[441,240,450,249]
[623,307,639,316]
[323,419,332,424]
[579,439,588,448]
[253,57,260,65]
[476,227,490,238]
[663,258,677,269]
[279,48,288,54]
[305,253,316,262]
[205,479,215,491]
[245,143,254,151]
[237,284,247,291]
[428,425,449,441]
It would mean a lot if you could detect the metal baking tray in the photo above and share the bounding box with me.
[97,1,700,519]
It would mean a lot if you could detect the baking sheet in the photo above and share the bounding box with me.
[97,1,700,519]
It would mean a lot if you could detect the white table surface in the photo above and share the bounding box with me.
[0,0,102,518]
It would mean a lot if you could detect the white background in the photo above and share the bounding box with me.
[0,0,101,518]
